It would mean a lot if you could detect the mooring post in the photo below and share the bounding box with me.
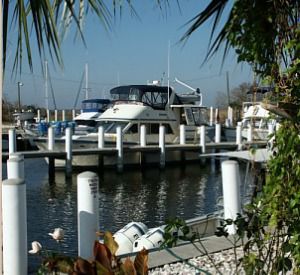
[8,128,16,154]
[139,124,147,167]
[72,109,76,120]
[221,160,241,235]
[116,126,123,172]
[54,109,58,121]
[77,171,99,259]
[209,107,214,126]
[180,124,186,145]
[200,125,206,154]
[247,124,253,142]
[159,125,166,169]
[48,126,55,180]
[2,178,27,275]
[98,126,104,168]
[215,108,219,124]
[65,127,72,177]
[215,123,221,143]
[37,109,41,123]
[236,122,242,150]
[7,153,24,179]
[46,109,50,123]
[140,124,146,147]
[179,124,186,163]
[62,109,66,121]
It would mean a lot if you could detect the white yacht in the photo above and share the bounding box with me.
[34,82,214,167]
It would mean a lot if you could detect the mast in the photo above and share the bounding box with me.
[45,60,49,110]
[85,63,89,100]
[167,40,170,105]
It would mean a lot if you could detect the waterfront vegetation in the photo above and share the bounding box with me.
[3,0,300,274]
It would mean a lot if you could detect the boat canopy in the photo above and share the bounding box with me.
[110,85,180,110]
[81,98,111,113]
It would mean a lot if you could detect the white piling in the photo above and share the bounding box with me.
[8,128,16,154]
[46,109,50,123]
[221,160,241,235]
[159,125,166,168]
[247,125,253,142]
[209,107,214,126]
[140,124,146,147]
[77,172,99,259]
[48,126,55,151]
[98,126,104,149]
[236,122,242,149]
[116,126,123,172]
[54,109,58,121]
[215,123,221,143]
[37,109,41,123]
[65,127,72,176]
[215,108,219,123]
[62,109,66,121]
[7,153,24,180]
[72,109,76,120]
[2,178,27,275]
[200,125,206,153]
[225,118,230,128]
[180,124,186,145]
[227,106,233,126]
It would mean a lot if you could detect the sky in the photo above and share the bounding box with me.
[3,1,253,110]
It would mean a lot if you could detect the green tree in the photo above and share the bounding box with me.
[183,0,300,273]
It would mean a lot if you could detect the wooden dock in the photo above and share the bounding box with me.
[2,141,266,161]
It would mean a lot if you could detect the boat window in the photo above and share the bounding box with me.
[105,122,129,133]
[128,88,140,101]
[148,123,173,134]
[127,124,138,134]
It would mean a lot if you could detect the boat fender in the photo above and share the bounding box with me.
[113,222,148,256]
[132,227,165,253]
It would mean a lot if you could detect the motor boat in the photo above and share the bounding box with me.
[33,82,214,167]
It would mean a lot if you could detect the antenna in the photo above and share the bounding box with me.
[167,40,170,105]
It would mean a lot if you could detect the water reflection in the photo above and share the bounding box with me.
[2,158,246,273]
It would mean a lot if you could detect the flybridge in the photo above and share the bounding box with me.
[109,85,180,110]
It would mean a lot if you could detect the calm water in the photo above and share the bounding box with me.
[2,157,250,273]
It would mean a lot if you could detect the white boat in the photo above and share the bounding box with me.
[241,103,277,141]
[34,83,214,167]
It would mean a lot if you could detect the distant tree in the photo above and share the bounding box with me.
[214,82,251,108]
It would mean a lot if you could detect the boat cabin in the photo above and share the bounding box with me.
[110,85,181,110]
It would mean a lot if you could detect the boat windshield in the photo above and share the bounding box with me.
[110,85,170,110]
[81,99,110,112]
[97,122,129,133]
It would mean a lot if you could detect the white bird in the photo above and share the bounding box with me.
[48,228,65,242]
[28,241,42,254]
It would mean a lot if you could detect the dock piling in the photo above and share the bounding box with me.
[159,125,166,169]
[62,110,66,121]
[200,125,206,153]
[221,160,241,235]
[116,126,123,172]
[54,109,58,121]
[37,109,41,123]
[8,128,16,154]
[48,126,55,180]
[98,126,104,168]
[77,172,99,259]
[2,178,27,275]
[65,127,72,177]
[215,123,221,143]
[209,107,214,126]
[46,109,50,123]
[236,122,242,150]
[7,153,24,179]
